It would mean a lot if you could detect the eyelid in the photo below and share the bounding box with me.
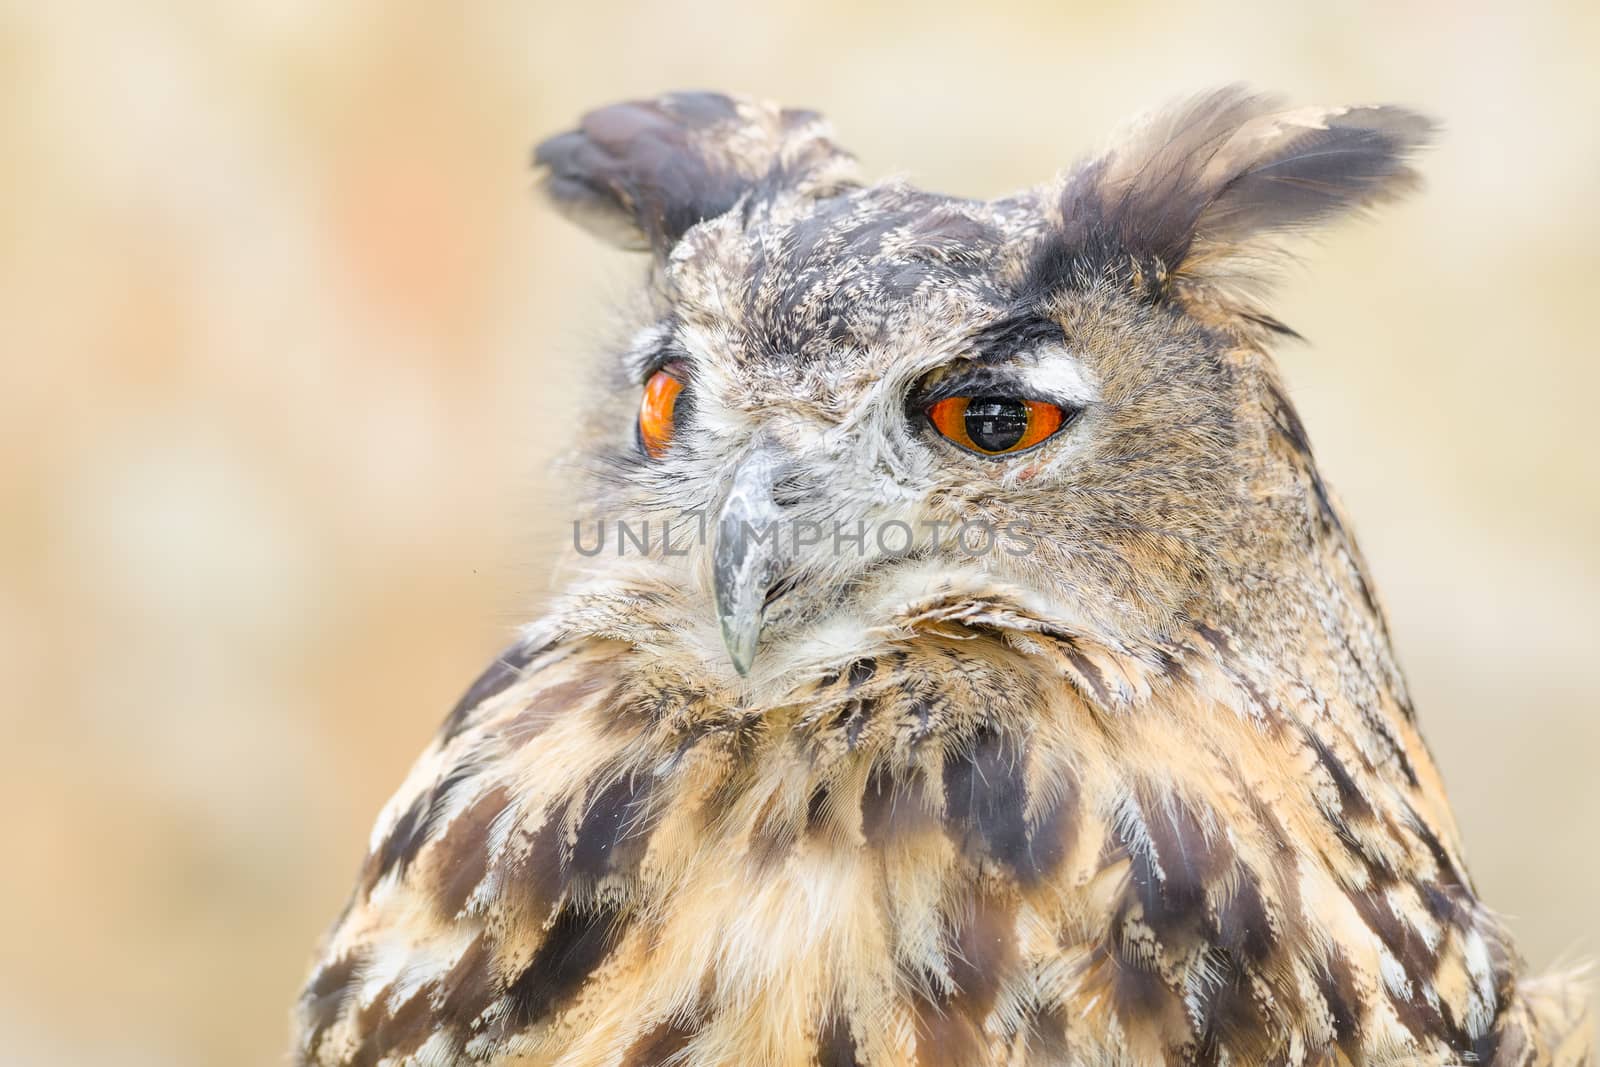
[642,356,690,386]
[912,365,1030,407]
[915,370,1087,416]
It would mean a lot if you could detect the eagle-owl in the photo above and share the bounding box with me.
[294,89,1593,1066]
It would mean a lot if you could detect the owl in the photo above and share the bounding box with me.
[293,89,1593,1066]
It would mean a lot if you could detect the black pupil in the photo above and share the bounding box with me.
[964,397,1029,452]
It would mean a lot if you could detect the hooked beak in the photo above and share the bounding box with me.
[712,444,787,676]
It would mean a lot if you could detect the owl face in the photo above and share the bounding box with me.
[537,91,1430,678]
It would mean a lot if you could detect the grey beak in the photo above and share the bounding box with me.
[712,445,787,676]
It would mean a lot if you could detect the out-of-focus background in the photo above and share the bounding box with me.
[2,3,1595,1062]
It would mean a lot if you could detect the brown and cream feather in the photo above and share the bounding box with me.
[294,89,1593,1067]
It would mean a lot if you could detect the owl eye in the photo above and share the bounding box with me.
[927,395,1069,456]
[637,367,685,458]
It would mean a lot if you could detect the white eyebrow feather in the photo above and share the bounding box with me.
[1014,346,1098,405]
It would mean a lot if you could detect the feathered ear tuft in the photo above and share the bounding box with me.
[1041,86,1436,297]
[533,91,858,255]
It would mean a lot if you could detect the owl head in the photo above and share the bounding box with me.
[534,89,1432,682]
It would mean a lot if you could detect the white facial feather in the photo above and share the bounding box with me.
[1015,344,1100,407]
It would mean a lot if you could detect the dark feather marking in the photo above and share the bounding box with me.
[622,1017,699,1067]
[1347,884,1439,992]
[1241,791,1304,922]
[1434,995,1490,1062]
[911,1008,984,1067]
[370,754,499,897]
[902,208,1004,266]
[440,638,541,741]
[861,762,937,845]
[351,984,431,1067]
[1212,873,1274,964]
[300,951,364,1058]
[1405,801,1469,891]
[906,693,936,743]
[505,811,565,929]
[1391,735,1421,787]
[1382,967,1450,1050]
[846,701,872,749]
[1129,797,1233,936]
[1241,310,1303,339]
[1264,381,1342,534]
[1152,644,1184,679]
[1018,160,1132,303]
[1019,768,1080,885]
[1316,948,1366,1061]
[1097,936,1192,1053]
[847,657,877,689]
[425,762,480,828]
[503,900,629,1029]
[567,769,660,887]
[1191,623,1276,714]
[830,697,875,750]
[1062,645,1112,707]
[1419,881,1470,927]
[1484,926,1520,1014]
[1026,1008,1071,1064]
[1196,949,1274,1065]
[1303,729,1374,821]
[747,185,1009,362]
[438,933,498,1038]
[947,892,1018,1017]
[816,1014,862,1067]
[912,893,1018,1066]
[966,312,1065,365]
[366,792,430,891]
[805,783,831,835]
[1470,1018,1502,1067]
[941,724,1031,877]
[748,790,799,869]
[433,785,511,918]
[510,673,616,738]
[1150,797,1233,898]
[1302,729,1394,874]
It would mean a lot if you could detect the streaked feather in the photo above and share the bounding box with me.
[294,89,1590,1067]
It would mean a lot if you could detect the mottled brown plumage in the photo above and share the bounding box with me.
[294,89,1593,1066]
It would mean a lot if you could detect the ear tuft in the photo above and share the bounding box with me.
[533,91,857,255]
[1050,86,1437,292]
[1188,98,1436,251]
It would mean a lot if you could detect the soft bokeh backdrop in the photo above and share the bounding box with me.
[2,2,1595,1063]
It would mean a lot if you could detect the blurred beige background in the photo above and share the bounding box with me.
[1,2,1595,1063]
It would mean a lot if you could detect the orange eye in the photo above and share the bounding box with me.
[638,368,684,458]
[927,396,1069,456]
